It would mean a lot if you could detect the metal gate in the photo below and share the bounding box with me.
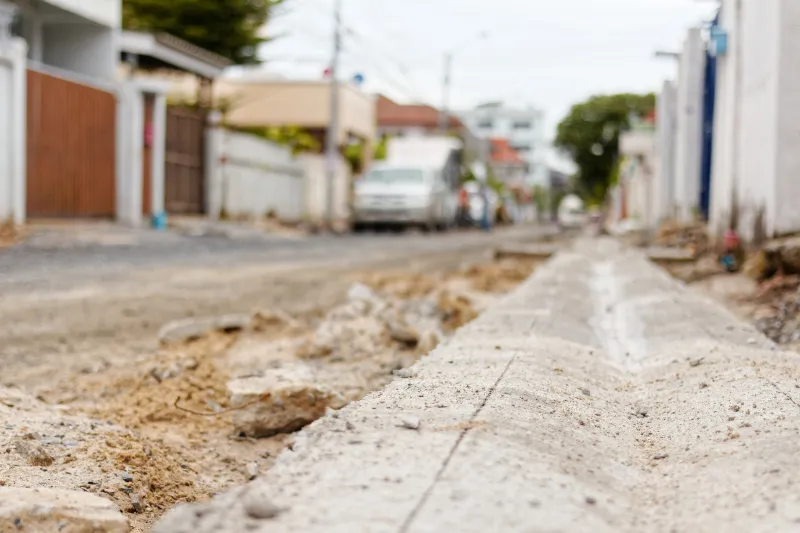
[26,69,117,218]
[165,106,206,214]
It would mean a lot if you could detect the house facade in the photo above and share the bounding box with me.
[11,0,119,81]
[375,94,490,167]
[488,138,526,187]
[458,102,548,188]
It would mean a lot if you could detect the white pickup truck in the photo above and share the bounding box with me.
[352,137,462,231]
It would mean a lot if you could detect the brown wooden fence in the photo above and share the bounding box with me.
[165,106,206,214]
[26,69,117,218]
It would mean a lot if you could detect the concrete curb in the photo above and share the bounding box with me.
[154,239,800,533]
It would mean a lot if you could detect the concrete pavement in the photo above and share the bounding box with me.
[154,238,800,533]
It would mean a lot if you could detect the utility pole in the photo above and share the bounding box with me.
[324,0,342,230]
[438,53,452,133]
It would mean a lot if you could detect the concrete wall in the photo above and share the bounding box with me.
[0,37,27,224]
[298,152,351,223]
[44,0,119,28]
[775,0,800,236]
[656,80,677,221]
[217,130,305,222]
[619,129,657,230]
[709,0,800,243]
[673,27,705,222]
[42,23,116,81]
[206,127,351,223]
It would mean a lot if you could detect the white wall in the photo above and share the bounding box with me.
[219,131,305,222]
[42,23,116,82]
[298,152,351,222]
[673,27,706,222]
[45,0,120,28]
[205,128,351,223]
[0,37,27,224]
[775,0,800,236]
[656,80,677,222]
[709,0,800,242]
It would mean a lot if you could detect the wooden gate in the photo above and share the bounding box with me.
[26,70,117,218]
[165,106,206,214]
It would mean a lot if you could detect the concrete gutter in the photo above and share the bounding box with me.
[154,239,800,533]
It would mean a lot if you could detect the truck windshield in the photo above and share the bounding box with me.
[363,168,425,184]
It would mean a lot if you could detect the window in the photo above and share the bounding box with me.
[511,143,531,153]
[363,168,425,184]
[477,119,494,129]
[512,120,532,129]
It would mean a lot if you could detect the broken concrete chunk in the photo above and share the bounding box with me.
[13,438,54,467]
[227,365,344,438]
[158,314,251,345]
[0,487,128,533]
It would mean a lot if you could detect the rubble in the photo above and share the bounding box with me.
[4,254,538,530]
[0,487,129,533]
[157,314,251,345]
[227,364,345,438]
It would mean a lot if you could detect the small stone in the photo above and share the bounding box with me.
[580,388,591,396]
[747,337,757,345]
[242,487,284,520]
[699,382,709,389]
[246,462,259,480]
[393,368,416,379]
[585,496,597,505]
[130,494,142,513]
[653,453,668,460]
[13,439,54,467]
[398,415,421,430]
[345,420,356,431]
[689,357,704,367]
[119,472,133,483]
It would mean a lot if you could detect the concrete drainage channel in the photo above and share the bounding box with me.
[150,238,800,533]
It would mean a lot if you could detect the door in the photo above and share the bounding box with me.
[165,106,206,214]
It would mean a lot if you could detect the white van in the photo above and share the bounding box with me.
[353,137,461,231]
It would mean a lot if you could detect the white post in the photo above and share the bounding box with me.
[10,38,26,225]
[0,1,26,225]
[205,110,223,220]
[150,92,167,218]
[115,82,143,226]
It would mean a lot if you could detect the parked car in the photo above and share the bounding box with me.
[352,137,461,231]
[557,194,587,229]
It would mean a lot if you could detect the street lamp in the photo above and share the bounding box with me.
[438,31,490,133]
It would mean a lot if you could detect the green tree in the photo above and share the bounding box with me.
[123,0,285,64]
[554,93,655,204]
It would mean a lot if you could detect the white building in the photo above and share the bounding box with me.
[709,0,800,243]
[10,0,119,81]
[458,102,548,187]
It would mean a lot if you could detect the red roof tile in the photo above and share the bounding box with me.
[376,94,463,129]
[489,138,524,164]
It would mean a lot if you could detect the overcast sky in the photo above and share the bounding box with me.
[261,0,716,141]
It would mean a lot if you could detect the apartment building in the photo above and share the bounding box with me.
[458,102,548,187]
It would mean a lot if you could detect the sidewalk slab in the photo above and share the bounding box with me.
[154,238,800,533]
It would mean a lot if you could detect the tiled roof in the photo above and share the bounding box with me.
[489,138,524,164]
[376,95,463,129]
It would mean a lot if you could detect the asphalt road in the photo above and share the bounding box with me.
[0,224,552,293]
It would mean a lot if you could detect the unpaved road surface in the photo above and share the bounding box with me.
[0,225,550,394]
[0,225,552,531]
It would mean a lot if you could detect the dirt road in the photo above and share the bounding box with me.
[0,225,550,394]
[0,225,553,531]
